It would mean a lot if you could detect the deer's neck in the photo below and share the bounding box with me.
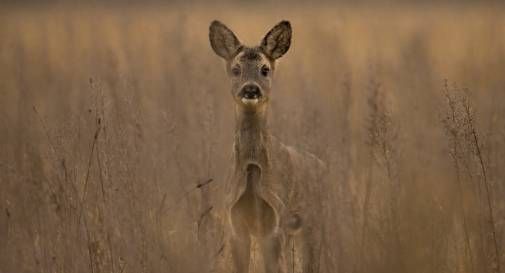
[234,107,270,168]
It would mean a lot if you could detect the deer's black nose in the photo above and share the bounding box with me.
[241,84,262,99]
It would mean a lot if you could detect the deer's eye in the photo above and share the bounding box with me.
[260,65,270,77]
[231,65,241,77]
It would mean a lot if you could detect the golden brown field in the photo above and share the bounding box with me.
[1,2,505,273]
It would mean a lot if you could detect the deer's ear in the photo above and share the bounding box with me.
[209,20,242,60]
[260,21,292,60]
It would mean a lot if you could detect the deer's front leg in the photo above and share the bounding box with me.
[230,232,250,273]
[260,232,285,273]
[230,204,251,273]
[301,227,321,273]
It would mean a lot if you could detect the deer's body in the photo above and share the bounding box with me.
[209,21,327,273]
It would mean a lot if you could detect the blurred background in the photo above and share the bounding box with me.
[1,1,505,273]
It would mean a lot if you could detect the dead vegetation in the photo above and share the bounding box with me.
[0,3,505,273]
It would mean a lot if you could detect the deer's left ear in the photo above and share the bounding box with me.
[260,21,292,60]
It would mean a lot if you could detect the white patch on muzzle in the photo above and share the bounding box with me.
[241,97,259,105]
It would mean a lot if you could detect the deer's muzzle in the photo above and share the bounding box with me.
[239,83,263,105]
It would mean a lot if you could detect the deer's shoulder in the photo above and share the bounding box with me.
[270,136,327,178]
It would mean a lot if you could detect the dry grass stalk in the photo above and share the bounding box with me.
[441,80,501,273]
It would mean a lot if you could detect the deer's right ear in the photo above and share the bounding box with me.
[209,21,241,60]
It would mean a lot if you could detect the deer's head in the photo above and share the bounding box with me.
[209,20,292,112]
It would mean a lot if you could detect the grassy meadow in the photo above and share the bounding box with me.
[1,2,505,273]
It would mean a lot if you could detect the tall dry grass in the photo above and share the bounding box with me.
[0,3,504,273]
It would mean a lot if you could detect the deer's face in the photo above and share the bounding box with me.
[209,20,291,111]
[227,48,272,107]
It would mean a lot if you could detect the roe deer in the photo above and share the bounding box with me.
[209,20,327,273]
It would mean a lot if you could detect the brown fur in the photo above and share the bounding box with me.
[209,20,327,273]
